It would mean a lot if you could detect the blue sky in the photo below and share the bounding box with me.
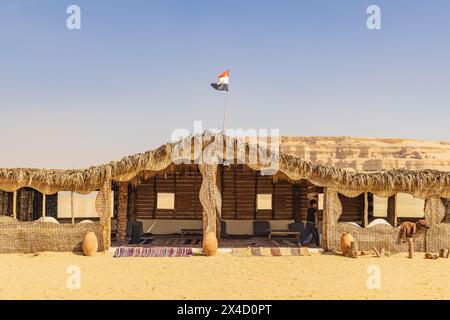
[0,0,449,168]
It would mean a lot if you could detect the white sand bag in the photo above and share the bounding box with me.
[345,222,362,228]
[368,218,392,228]
[36,217,59,224]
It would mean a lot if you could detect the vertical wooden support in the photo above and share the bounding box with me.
[387,195,397,227]
[194,168,198,219]
[42,193,46,218]
[408,238,414,258]
[363,192,369,228]
[127,184,137,220]
[117,182,128,244]
[233,168,237,219]
[322,187,329,251]
[12,191,17,219]
[152,176,157,219]
[271,179,276,220]
[71,191,75,224]
[173,173,177,219]
[254,171,258,219]
[394,194,398,227]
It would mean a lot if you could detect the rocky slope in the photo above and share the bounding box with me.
[280,136,450,171]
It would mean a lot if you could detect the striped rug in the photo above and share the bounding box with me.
[113,246,193,258]
[232,247,310,257]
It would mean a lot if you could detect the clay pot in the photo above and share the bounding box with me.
[340,232,354,256]
[82,232,98,256]
[203,232,218,256]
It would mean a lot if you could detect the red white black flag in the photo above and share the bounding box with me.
[211,70,229,91]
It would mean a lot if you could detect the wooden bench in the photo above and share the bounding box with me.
[268,229,301,241]
[181,229,203,237]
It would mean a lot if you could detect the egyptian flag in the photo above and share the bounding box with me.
[211,70,229,91]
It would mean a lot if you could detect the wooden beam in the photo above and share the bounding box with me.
[152,176,157,219]
[173,172,177,218]
[42,193,46,218]
[12,191,17,220]
[363,192,368,228]
[194,168,198,219]
[271,178,275,220]
[254,171,258,219]
[394,193,398,227]
[233,167,237,219]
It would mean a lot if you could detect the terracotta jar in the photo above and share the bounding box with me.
[82,232,98,256]
[340,232,354,256]
[203,232,218,256]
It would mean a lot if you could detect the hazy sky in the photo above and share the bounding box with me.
[0,0,449,168]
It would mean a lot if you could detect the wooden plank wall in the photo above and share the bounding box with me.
[135,165,312,221]
[222,165,255,219]
[274,180,295,220]
[136,170,202,220]
[338,193,365,222]
[222,165,299,220]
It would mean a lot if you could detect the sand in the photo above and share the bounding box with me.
[1,251,449,300]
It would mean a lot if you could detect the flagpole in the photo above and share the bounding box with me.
[222,90,228,133]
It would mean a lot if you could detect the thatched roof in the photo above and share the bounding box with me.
[0,133,449,198]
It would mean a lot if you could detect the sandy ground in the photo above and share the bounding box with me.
[1,251,450,300]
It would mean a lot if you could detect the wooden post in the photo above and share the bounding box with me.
[173,173,177,219]
[152,176,157,219]
[12,191,17,219]
[363,192,368,228]
[233,168,237,219]
[408,238,414,258]
[42,193,46,218]
[393,194,398,227]
[253,171,258,219]
[349,241,359,258]
[387,195,397,227]
[71,191,75,224]
[439,248,449,258]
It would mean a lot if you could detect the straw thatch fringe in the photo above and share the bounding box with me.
[0,133,449,199]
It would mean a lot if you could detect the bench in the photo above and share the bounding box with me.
[181,229,203,237]
[268,229,301,241]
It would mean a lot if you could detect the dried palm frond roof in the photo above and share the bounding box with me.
[0,133,449,198]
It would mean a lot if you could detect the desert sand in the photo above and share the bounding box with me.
[1,251,450,300]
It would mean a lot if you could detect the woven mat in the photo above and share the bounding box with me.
[231,247,310,257]
[114,246,193,257]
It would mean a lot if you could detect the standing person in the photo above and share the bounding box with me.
[301,199,320,247]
